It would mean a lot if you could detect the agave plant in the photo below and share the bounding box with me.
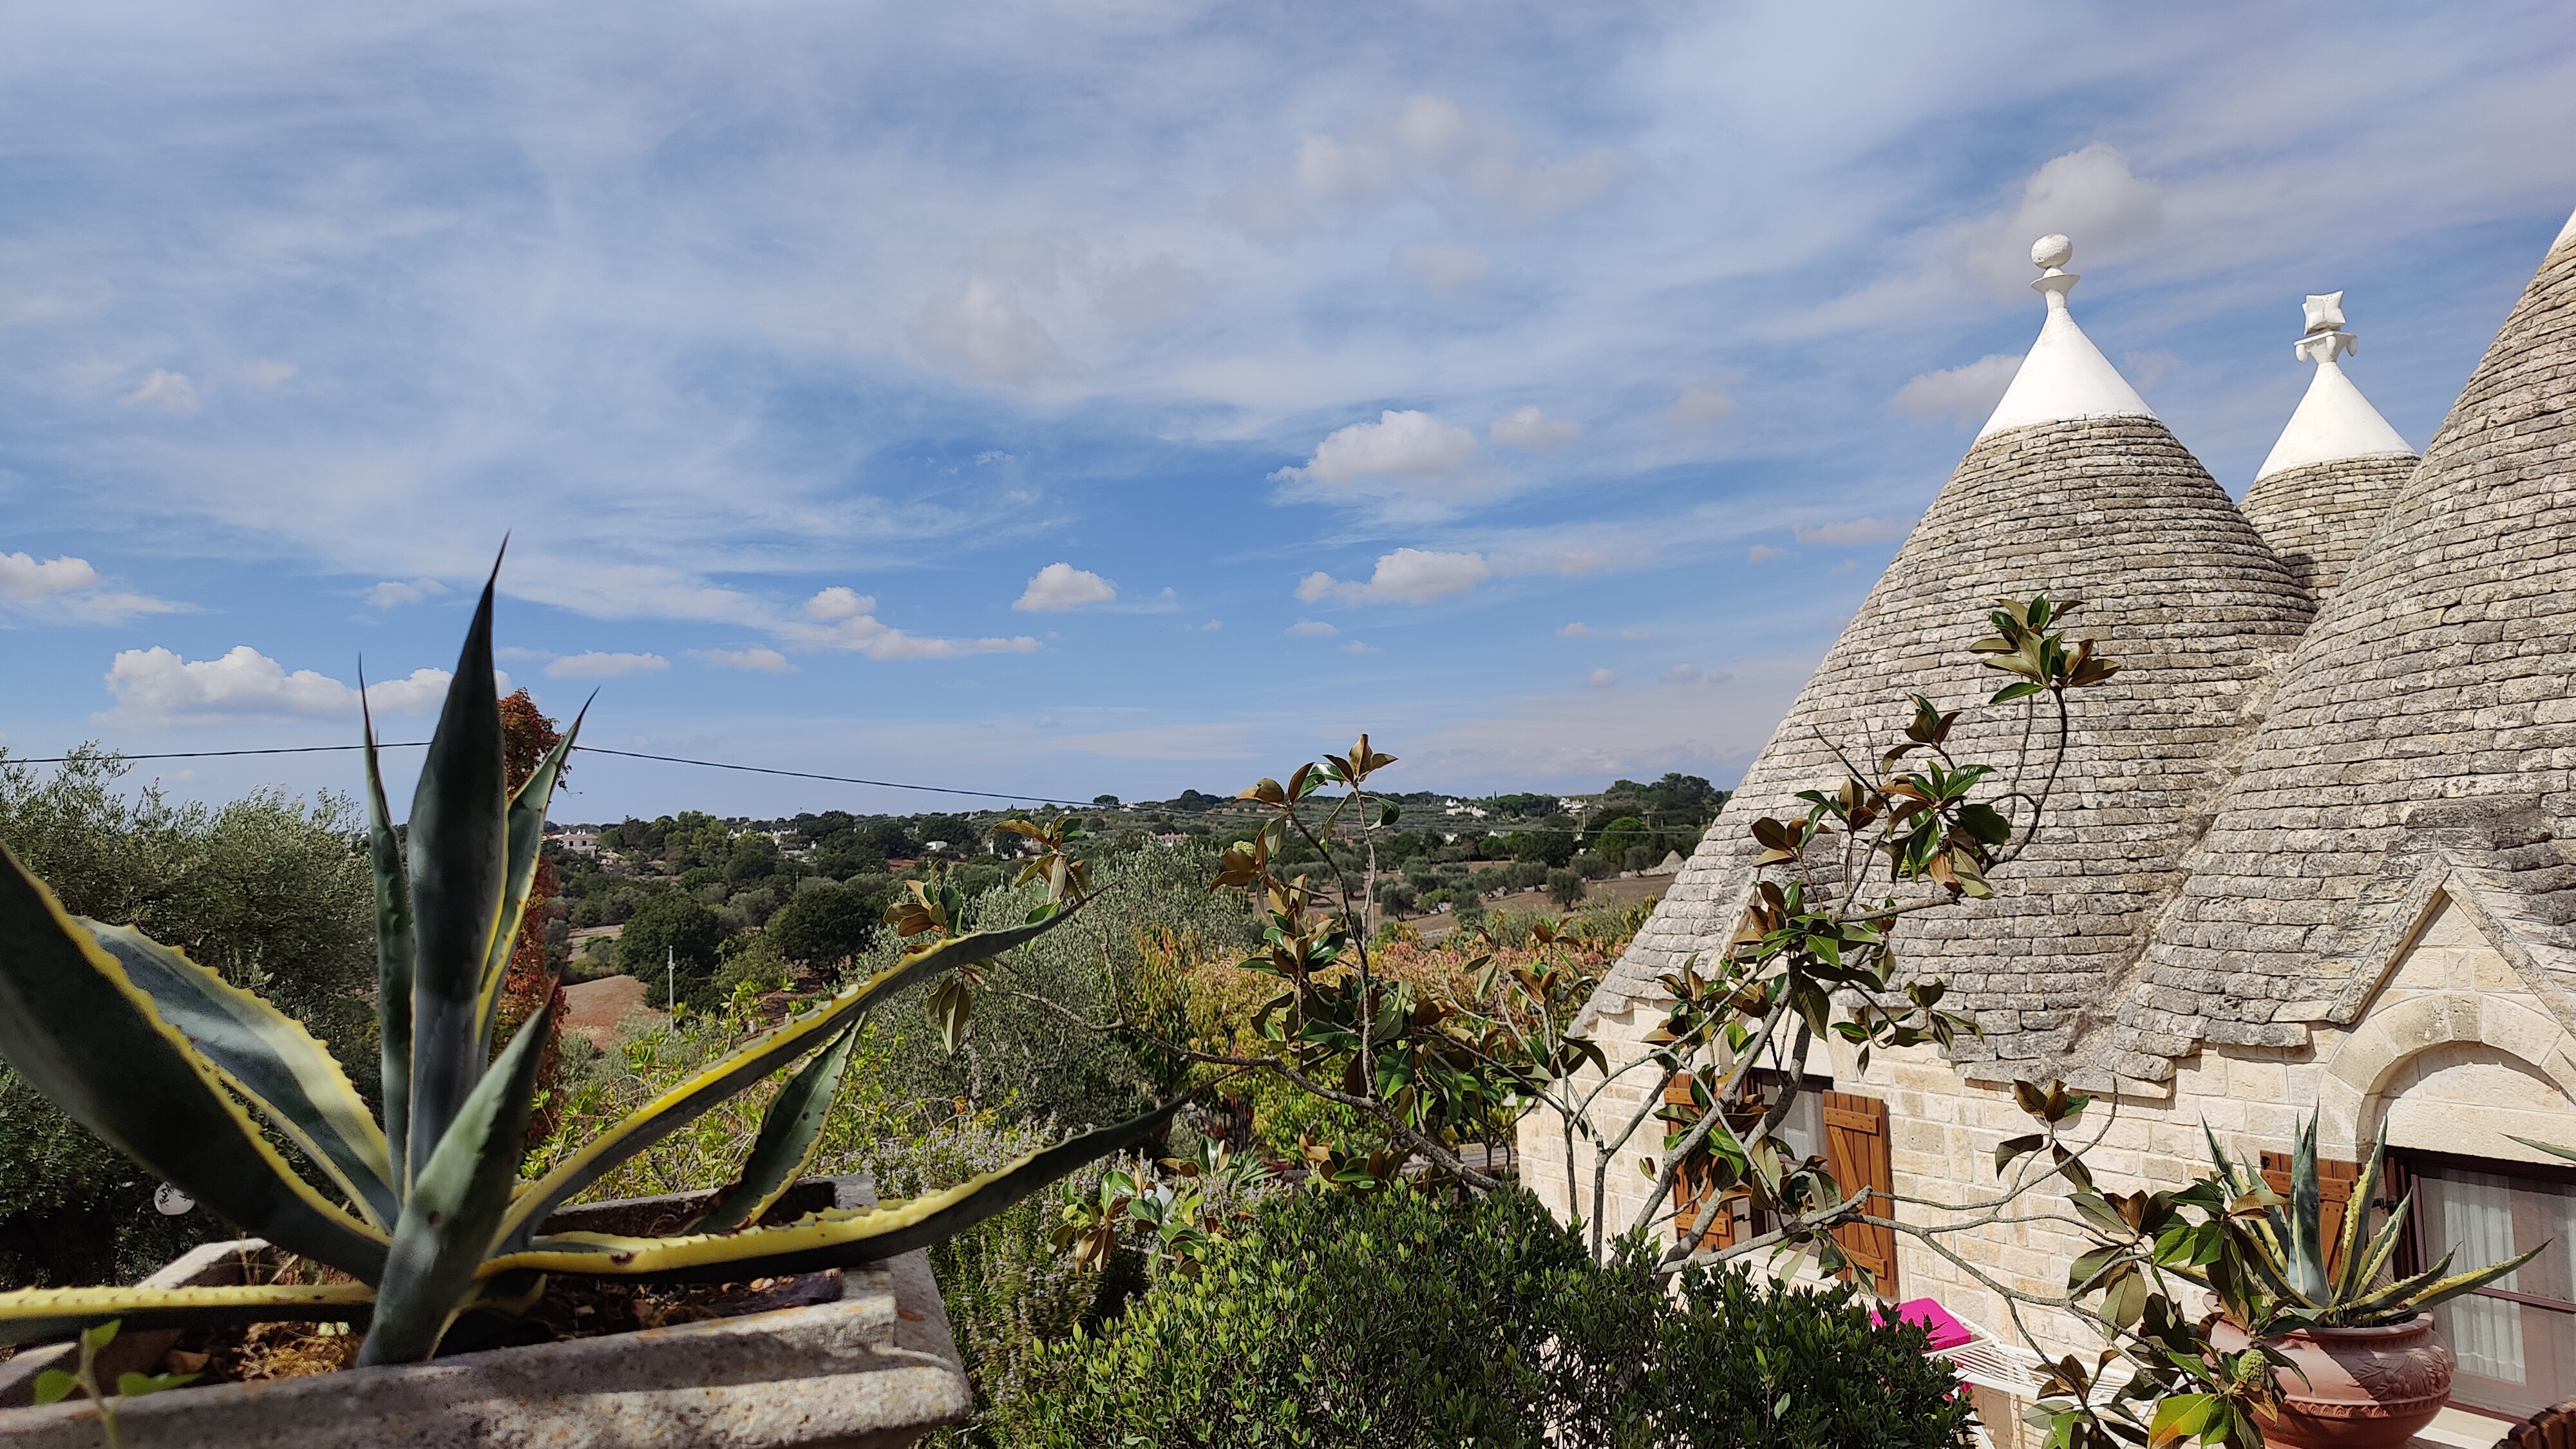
[2197,1111,2539,1331]
[0,562,1173,1364]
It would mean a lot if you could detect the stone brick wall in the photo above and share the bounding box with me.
[2238,451,2417,603]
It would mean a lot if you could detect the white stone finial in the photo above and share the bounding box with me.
[2256,288,2412,479]
[1975,234,2157,440]
[2294,291,2358,365]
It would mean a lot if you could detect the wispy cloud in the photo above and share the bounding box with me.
[1296,548,1490,605]
[545,650,670,679]
[0,551,185,624]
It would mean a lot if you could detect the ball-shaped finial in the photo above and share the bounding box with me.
[2032,234,2074,270]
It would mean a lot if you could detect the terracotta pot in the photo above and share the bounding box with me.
[2207,1314,2454,1449]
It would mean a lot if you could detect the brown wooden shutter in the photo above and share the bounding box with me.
[1823,1090,1898,1293]
[2260,1151,2360,1274]
[1666,1075,1739,1252]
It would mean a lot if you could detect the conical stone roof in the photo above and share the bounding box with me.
[2103,207,2576,1084]
[2238,291,2418,602]
[1591,242,2315,1079]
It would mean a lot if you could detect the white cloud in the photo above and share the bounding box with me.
[1396,242,1489,290]
[1340,640,1378,654]
[1287,618,1337,637]
[1620,629,1650,641]
[1889,354,2022,426]
[1557,621,1591,637]
[1296,548,1490,605]
[1793,517,1910,547]
[1014,562,1117,612]
[0,551,182,623]
[366,578,448,609]
[793,587,1036,659]
[1490,406,1583,448]
[1967,144,2163,293]
[1271,410,1477,488]
[1217,94,1622,242]
[1668,386,1738,431]
[545,650,669,679]
[121,369,200,415]
[100,645,469,726]
[1587,668,1615,688]
[231,359,298,390]
[698,647,795,673]
[1088,254,1208,330]
[1663,664,1730,685]
[1747,544,1787,562]
[913,278,1069,384]
[1,552,101,600]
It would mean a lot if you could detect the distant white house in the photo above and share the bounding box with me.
[549,831,600,858]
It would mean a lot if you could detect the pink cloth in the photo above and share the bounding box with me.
[1874,1298,1973,1350]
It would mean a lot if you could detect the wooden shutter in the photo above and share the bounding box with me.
[1823,1090,1898,1293]
[2260,1151,2360,1274]
[1666,1075,1739,1252]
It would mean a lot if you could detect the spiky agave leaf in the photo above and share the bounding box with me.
[0,1283,377,1349]
[361,991,557,1365]
[691,1021,863,1235]
[472,703,586,1059]
[2284,1115,2329,1302]
[0,844,388,1281]
[361,686,417,1194]
[487,1097,1188,1283]
[82,922,395,1230]
[406,558,511,1180]
[2329,1123,2391,1303]
[496,910,1075,1251]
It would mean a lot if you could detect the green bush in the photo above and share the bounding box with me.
[1005,1186,1977,1449]
[769,878,882,969]
[0,747,374,1286]
[1547,867,1586,909]
[621,889,731,1006]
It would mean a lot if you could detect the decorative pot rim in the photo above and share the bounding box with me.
[2239,1312,2436,1343]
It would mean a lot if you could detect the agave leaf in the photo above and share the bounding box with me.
[2286,1117,2329,1300]
[406,558,510,1178]
[2507,1135,2576,1162]
[2340,1244,2546,1324]
[80,922,395,1230]
[2340,1189,2415,1303]
[692,1022,862,1235]
[473,703,587,1057]
[2331,1126,2389,1302]
[2394,1244,2550,1318]
[497,909,1073,1249]
[359,989,555,1366]
[0,844,388,1281]
[489,1097,1185,1283]
[0,1283,377,1349]
[361,694,416,1195]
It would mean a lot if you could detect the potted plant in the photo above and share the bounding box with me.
[0,558,1172,1446]
[2194,1114,2536,1449]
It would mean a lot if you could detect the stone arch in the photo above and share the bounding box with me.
[2316,895,2576,1163]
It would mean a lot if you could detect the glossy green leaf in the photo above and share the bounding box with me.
[497,908,1074,1250]
[692,1021,862,1235]
[406,556,510,1179]
[80,920,395,1230]
[31,1370,75,1406]
[361,694,416,1195]
[0,844,388,1280]
[360,988,555,1365]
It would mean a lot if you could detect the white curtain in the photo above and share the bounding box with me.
[2443,1171,2526,1383]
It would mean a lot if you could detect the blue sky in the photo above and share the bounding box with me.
[3,1,2571,820]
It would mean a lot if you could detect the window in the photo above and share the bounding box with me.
[2398,1151,2576,1419]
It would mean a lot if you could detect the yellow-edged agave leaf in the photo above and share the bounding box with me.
[82,920,396,1231]
[497,909,1075,1250]
[362,991,557,1365]
[692,1021,862,1235]
[0,844,389,1281]
[488,1097,1184,1283]
[406,562,511,1179]
[0,1283,376,1349]
[473,706,585,1057]
[361,697,417,1193]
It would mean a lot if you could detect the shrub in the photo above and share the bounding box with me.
[620,890,731,1006]
[1546,867,1586,909]
[1571,849,1615,880]
[1007,1185,1976,1449]
[1505,859,1549,892]
[1373,878,1417,914]
[770,878,882,969]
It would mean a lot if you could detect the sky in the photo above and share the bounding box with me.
[3,1,2572,822]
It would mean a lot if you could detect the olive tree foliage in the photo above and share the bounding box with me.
[0,746,375,1285]
[871,844,1262,1133]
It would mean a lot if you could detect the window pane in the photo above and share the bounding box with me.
[2412,1160,2576,1418]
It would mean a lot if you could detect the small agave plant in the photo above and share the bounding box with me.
[0,561,1172,1365]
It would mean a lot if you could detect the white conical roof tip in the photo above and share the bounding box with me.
[2253,290,2414,480]
[1974,235,2157,440]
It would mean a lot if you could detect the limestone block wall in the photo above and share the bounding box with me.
[1519,886,2576,1360]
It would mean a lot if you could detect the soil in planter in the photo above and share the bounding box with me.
[156,1267,846,1385]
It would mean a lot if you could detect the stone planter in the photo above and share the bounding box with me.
[0,1177,969,1448]
[2208,1314,2454,1449]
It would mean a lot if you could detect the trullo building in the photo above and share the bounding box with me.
[1522,209,2576,1421]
